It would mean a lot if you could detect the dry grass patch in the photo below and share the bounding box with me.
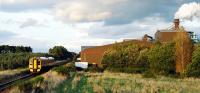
[85,71,200,93]
[0,68,28,82]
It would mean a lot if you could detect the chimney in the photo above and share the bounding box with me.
[174,19,179,30]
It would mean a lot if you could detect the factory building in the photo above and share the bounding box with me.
[80,19,198,72]
[81,39,152,66]
[155,19,198,43]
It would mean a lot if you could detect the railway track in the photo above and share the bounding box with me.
[0,60,69,92]
[0,73,34,91]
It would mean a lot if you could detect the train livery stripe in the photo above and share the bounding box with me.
[34,59,37,69]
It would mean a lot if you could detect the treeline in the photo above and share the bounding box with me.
[102,42,175,75]
[0,45,32,53]
[0,53,49,70]
[0,45,76,70]
[102,29,200,77]
[49,46,77,60]
[102,41,200,77]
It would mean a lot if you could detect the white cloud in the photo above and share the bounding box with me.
[1,0,200,53]
[0,0,32,4]
[54,0,115,23]
[20,18,38,28]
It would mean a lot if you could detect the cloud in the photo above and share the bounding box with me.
[20,18,38,28]
[0,30,17,43]
[53,0,193,25]
[175,2,200,20]
[85,16,170,39]
[54,0,114,23]
[0,30,16,37]
[0,0,56,12]
[1,37,50,52]
[1,0,197,25]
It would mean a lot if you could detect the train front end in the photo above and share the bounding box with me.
[29,57,42,73]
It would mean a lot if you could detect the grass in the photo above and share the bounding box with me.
[55,72,94,93]
[8,70,67,93]
[56,71,200,93]
[7,69,200,93]
[0,68,28,81]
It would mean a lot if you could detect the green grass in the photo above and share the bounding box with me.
[55,73,94,93]
[55,71,200,93]
[8,70,200,93]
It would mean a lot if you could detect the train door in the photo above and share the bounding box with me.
[32,59,41,73]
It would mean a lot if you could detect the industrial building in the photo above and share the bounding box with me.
[155,19,198,43]
[80,19,198,72]
[81,39,152,66]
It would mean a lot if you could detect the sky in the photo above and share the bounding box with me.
[0,0,200,53]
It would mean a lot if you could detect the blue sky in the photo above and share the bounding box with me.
[0,0,200,53]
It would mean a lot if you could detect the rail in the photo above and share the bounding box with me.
[0,73,34,91]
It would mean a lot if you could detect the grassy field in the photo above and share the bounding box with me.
[56,71,200,93]
[7,71,200,93]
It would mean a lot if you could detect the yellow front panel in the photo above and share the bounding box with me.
[34,59,37,69]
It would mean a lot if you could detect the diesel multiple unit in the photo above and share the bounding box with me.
[29,57,54,73]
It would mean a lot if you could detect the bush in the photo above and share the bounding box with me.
[142,70,156,78]
[148,43,176,75]
[52,64,76,75]
[85,65,104,72]
[18,76,44,92]
[185,45,200,77]
[102,43,149,73]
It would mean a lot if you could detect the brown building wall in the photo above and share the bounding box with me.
[155,31,179,42]
[81,40,152,66]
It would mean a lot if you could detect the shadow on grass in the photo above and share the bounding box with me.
[55,73,94,93]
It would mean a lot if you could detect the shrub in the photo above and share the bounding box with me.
[148,43,176,75]
[18,76,44,92]
[52,64,76,75]
[142,70,156,78]
[185,45,200,77]
[85,65,104,72]
[102,43,149,73]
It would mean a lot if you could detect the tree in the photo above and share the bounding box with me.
[185,44,200,77]
[102,43,149,73]
[148,43,176,75]
[49,46,74,60]
[174,27,193,73]
[0,45,32,53]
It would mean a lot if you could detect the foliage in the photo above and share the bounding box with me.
[174,28,193,73]
[185,44,200,77]
[18,76,44,93]
[52,64,76,75]
[142,70,156,78]
[49,46,76,60]
[0,53,49,70]
[102,43,149,73]
[148,43,176,75]
[85,65,104,72]
[0,45,32,54]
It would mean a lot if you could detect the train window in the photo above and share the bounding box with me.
[37,61,40,65]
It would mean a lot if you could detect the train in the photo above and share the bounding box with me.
[29,57,55,73]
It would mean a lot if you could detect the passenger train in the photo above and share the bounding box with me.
[29,57,54,73]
